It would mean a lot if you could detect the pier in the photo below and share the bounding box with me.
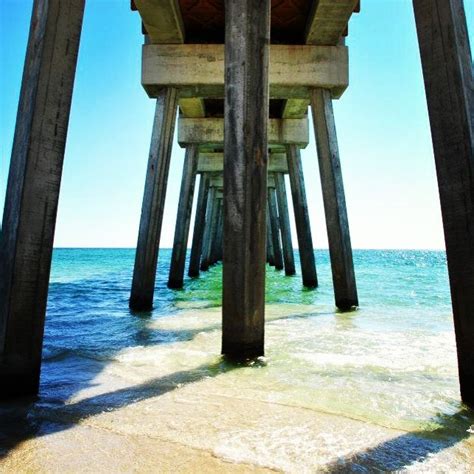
[1,0,473,410]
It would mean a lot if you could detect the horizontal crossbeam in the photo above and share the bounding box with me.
[178,117,309,148]
[198,152,289,173]
[142,44,348,99]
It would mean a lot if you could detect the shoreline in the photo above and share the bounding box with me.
[1,303,472,472]
[1,365,471,472]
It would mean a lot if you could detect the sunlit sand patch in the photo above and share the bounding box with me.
[0,421,275,473]
[1,303,473,472]
[3,368,471,473]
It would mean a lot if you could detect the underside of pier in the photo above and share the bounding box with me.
[1,0,473,410]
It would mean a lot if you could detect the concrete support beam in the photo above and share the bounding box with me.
[282,99,309,119]
[305,0,359,45]
[216,206,223,262]
[130,88,178,310]
[206,193,220,267]
[134,0,185,44]
[178,117,309,148]
[142,44,349,99]
[200,186,217,272]
[267,210,275,266]
[268,186,284,271]
[413,0,474,407]
[275,173,296,276]
[197,152,289,173]
[209,176,224,188]
[287,144,318,288]
[210,198,223,265]
[168,145,199,288]
[0,0,85,398]
[188,174,210,277]
[179,98,205,118]
[311,88,358,310]
[222,0,270,359]
[267,174,276,188]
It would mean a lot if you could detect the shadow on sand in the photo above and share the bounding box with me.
[324,408,473,472]
[0,356,245,458]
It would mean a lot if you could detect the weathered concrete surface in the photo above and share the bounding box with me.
[134,0,359,47]
[266,209,275,267]
[275,173,296,276]
[312,88,358,310]
[200,186,217,272]
[210,198,223,265]
[282,99,309,119]
[168,145,199,289]
[215,199,224,262]
[222,0,270,359]
[306,0,359,45]
[0,0,85,399]
[287,144,318,288]
[209,176,224,188]
[413,0,474,407]
[142,44,348,99]
[268,186,284,271]
[130,88,178,311]
[178,117,309,148]
[197,152,289,173]
[134,0,185,44]
[179,98,205,117]
[188,174,210,277]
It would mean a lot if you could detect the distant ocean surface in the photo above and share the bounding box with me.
[2,249,473,471]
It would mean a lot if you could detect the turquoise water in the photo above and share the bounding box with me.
[45,248,453,360]
[2,249,473,471]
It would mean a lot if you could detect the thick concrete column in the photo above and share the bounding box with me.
[275,173,296,275]
[268,187,284,270]
[413,0,474,407]
[130,88,178,310]
[286,144,318,287]
[311,89,358,310]
[222,0,270,358]
[210,197,223,264]
[168,145,199,288]
[188,174,210,277]
[200,187,217,271]
[0,0,85,398]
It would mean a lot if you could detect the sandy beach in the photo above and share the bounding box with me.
[1,300,473,472]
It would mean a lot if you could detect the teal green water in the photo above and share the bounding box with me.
[48,248,452,320]
[2,249,473,471]
[45,249,465,427]
[46,249,453,359]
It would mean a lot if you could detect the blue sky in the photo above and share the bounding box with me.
[1,0,473,249]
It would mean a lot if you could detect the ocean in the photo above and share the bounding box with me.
[0,248,473,472]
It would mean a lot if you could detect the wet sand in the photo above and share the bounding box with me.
[1,305,473,472]
[1,365,472,472]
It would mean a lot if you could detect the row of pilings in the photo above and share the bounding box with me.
[0,0,473,409]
